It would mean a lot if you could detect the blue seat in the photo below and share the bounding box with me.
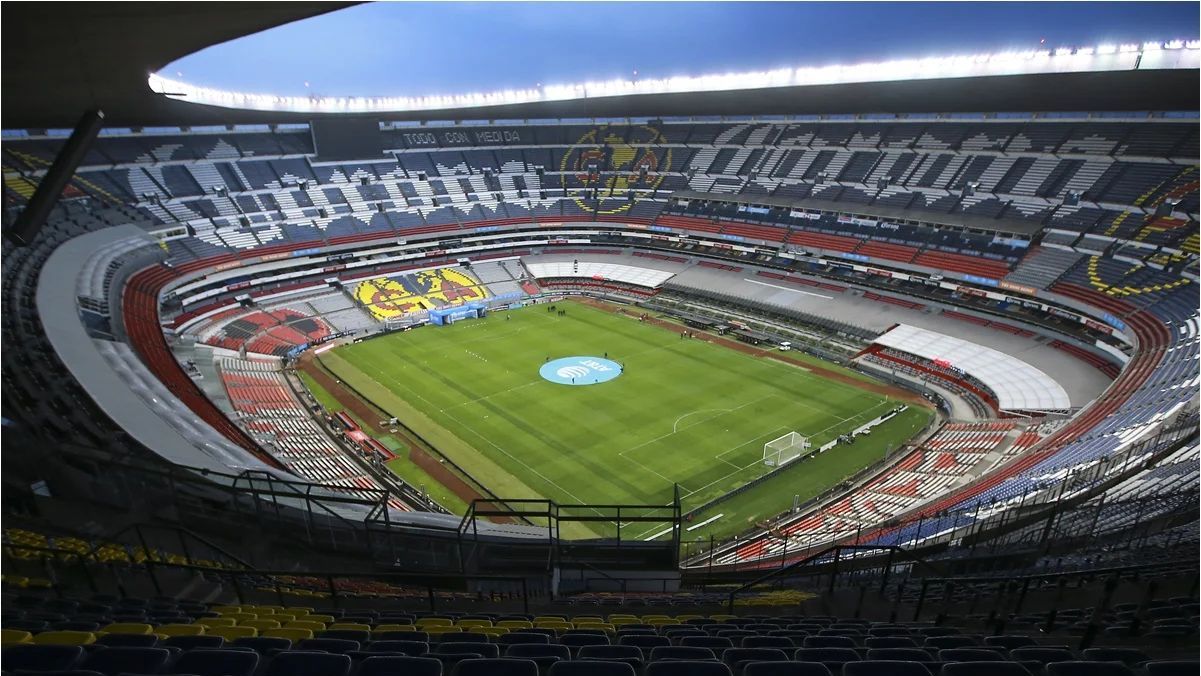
[1145,661,1201,676]
[81,646,172,676]
[723,647,790,668]
[94,633,159,648]
[375,631,430,642]
[263,650,352,676]
[451,657,539,676]
[548,661,637,676]
[865,637,919,649]
[499,632,551,645]
[804,636,858,649]
[1011,648,1076,666]
[440,632,490,644]
[620,635,670,649]
[939,648,1008,662]
[743,636,795,649]
[1081,648,1151,666]
[430,652,488,671]
[1046,662,1137,676]
[367,640,429,655]
[644,661,733,675]
[297,638,361,654]
[164,635,225,650]
[746,664,833,676]
[359,655,442,676]
[867,648,935,662]
[322,629,371,643]
[923,637,978,650]
[795,647,861,667]
[578,644,644,668]
[171,648,260,676]
[649,646,717,662]
[941,662,1032,676]
[983,636,1037,650]
[434,641,499,658]
[232,637,293,653]
[505,643,571,660]
[681,636,734,654]
[844,660,933,676]
[562,634,611,648]
[2,644,86,671]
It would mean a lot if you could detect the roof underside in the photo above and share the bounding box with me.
[3,3,1199,129]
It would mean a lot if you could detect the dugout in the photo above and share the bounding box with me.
[733,328,774,346]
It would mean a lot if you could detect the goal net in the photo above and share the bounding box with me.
[763,431,811,467]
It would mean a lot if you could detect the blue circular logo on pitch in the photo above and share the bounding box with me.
[540,356,622,386]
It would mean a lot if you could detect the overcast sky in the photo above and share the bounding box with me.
[165,1,1200,97]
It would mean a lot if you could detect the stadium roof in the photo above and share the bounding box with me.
[2,3,1198,129]
[874,323,1072,411]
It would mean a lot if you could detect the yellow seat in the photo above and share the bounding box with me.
[534,621,573,631]
[221,613,258,623]
[101,623,154,635]
[264,627,313,641]
[457,619,493,629]
[497,620,533,629]
[415,618,453,628]
[533,616,566,623]
[207,626,257,641]
[32,631,95,646]
[574,616,605,624]
[646,618,675,626]
[328,622,371,632]
[284,620,326,632]
[610,620,642,628]
[242,619,282,631]
[1,629,32,645]
[423,626,462,635]
[196,617,237,628]
[210,606,242,614]
[250,605,285,614]
[269,614,298,623]
[677,614,704,623]
[710,614,738,622]
[284,607,314,616]
[305,614,335,624]
[154,624,206,637]
[575,622,614,633]
[373,624,417,633]
[477,627,509,637]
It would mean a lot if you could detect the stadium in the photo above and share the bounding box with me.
[1,2,1199,675]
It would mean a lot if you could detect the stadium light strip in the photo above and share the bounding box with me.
[149,40,1200,115]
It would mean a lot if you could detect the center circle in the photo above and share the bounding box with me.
[540,356,623,386]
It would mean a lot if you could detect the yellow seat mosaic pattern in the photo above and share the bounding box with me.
[354,267,489,320]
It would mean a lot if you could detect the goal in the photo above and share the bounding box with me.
[763,431,811,467]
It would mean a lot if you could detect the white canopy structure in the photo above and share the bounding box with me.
[874,323,1072,412]
[524,261,676,288]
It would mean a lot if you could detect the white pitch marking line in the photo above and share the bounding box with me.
[744,278,834,299]
[442,380,542,412]
[673,409,732,433]
[644,526,675,541]
[620,395,775,458]
[687,513,724,531]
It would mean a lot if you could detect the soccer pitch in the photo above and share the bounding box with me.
[318,301,930,539]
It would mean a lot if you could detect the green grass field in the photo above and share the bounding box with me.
[318,301,931,540]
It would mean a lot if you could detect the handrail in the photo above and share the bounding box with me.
[92,523,255,570]
[2,541,538,612]
[725,544,945,612]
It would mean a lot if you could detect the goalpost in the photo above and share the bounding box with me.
[763,431,811,467]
